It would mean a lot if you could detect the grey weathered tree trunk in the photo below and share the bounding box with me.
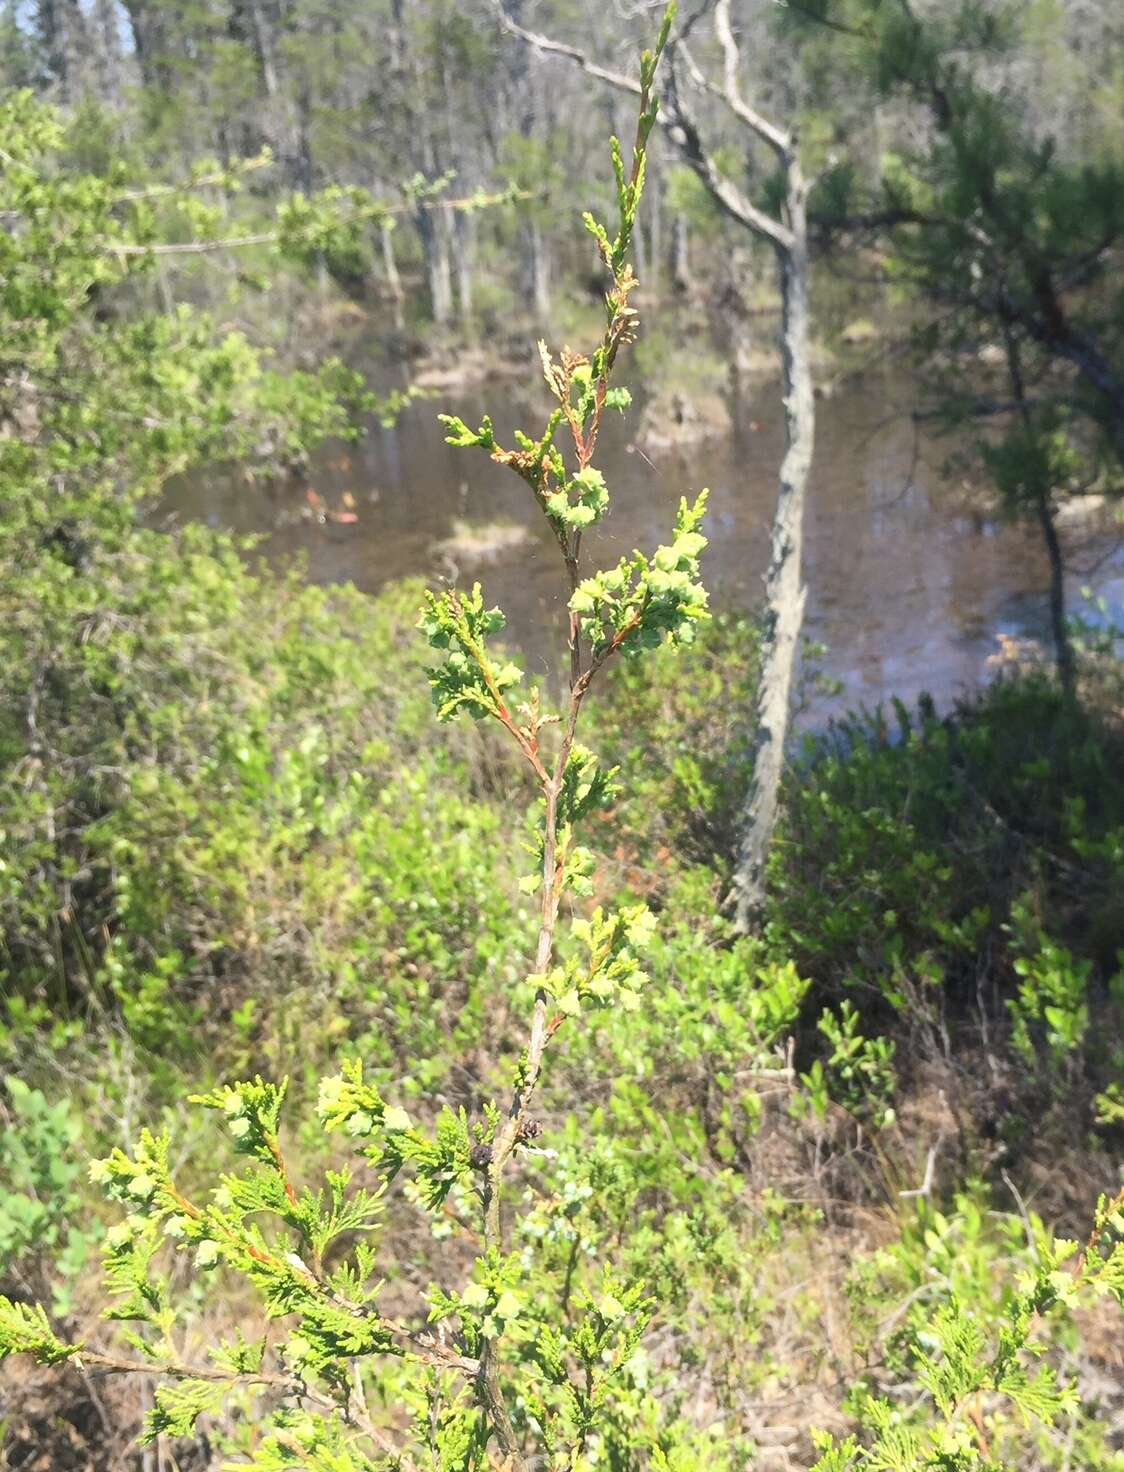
[455,209,476,330]
[93,0,122,104]
[418,205,454,327]
[122,0,171,92]
[669,213,691,293]
[528,219,551,324]
[380,217,406,332]
[661,13,818,931]
[733,172,814,928]
[227,0,281,157]
[37,0,86,99]
[236,0,280,102]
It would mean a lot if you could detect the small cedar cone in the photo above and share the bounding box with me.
[469,1143,494,1170]
[516,1118,542,1143]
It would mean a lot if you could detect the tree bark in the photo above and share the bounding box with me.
[669,213,691,293]
[380,217,405,332]
[454,208,476,330]
[1033,487,1074,696]
[418,205,454,327]
[1002,325,1076,696]
[37,0,86,99]
[93,0,122,104]
[122,0,171,92]
[234,0,280,101]
[733,169,814,931]
[528,219,551,324]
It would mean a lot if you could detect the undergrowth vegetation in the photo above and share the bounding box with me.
[1,14,1123,1472]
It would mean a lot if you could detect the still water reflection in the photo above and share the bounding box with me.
[165,367,1123,722]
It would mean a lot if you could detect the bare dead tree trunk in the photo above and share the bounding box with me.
[528,219,551,324]
[649,164,664,298]
[663,3,818,931]
[454,209,476,331]
[670,212,691,293]
[380,217,406,332]
[733,172,814,929]
[418,205,454,327]
[94,0,122,105]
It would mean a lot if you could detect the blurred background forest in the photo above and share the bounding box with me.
[6,0,1124,700]
[6,0,1123,338]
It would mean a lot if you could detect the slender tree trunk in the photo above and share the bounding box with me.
[733,171,814,931]
[418,206,454,327]
[122,0,170,92]
[37,0,60,85]
[649,168,663,298]
[239,0,279,101]
[528,220,551,324]
[455,208,475,331]
[1034,489,1074,695]
[294,83,314,193]
[94,0,121,104]
[1002,325,1076,695]
[1014,281,1124,466]
[670,213,691,293]
[228,0,281,155]
[38,0,86,99]
[380,218,405,332]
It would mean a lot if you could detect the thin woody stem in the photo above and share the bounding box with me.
[467,21,673,1463]
[267,1134,300,1210]
[78,1350,420,1469]
[105,188,534,257]
[156,1177,474,1375]
[451,593,550,782]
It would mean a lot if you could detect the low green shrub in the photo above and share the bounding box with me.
[0,1078,100,1315]
[771,679,1124,1013]
[0,542,529,1090]
[766,681,1124,1122]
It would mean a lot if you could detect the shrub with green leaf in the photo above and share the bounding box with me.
[769,681,1124,1095]
[0,88,532,1090]
[0,1079,100,1315]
